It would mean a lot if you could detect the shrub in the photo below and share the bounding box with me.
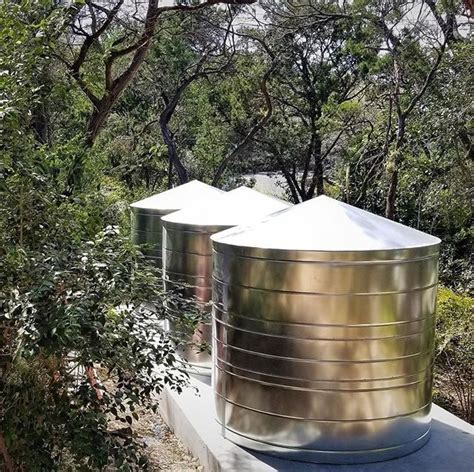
[435,286,473,423]
[0,227,188,470]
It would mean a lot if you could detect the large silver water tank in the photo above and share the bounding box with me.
[211,195,441,464]
[161,187,292,376]
[130,180,223,267]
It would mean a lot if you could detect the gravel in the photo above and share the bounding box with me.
[134,410,203,471]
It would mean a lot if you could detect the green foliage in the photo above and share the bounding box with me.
[434,287,473,423]
[0,3,189,469]
[0,1,472,469]
[1,228,188,470]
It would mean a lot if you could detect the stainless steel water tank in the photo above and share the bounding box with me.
[211,195,441,464]
[161,187,292,376]
[130,180,223,267]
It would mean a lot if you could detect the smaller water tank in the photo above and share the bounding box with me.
[161,187,292,376]
[130,180,223,267]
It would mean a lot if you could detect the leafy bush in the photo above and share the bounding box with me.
[435,286,473,423]
[0,228,188,470]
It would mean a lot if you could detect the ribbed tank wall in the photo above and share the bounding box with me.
[211,241,439,463]
[162,223,229,374]
[161,187,292,377]
[130,181,224,268]
[131,207,171,265]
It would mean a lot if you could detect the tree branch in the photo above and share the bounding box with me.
[402,39,447,119]
[156,0,255,14]
[212,59,278,185]
[71,0,124,78]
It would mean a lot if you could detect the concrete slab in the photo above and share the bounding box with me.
[160,377,474,472]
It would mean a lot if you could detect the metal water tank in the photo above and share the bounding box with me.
[161,187,292,376]
[211,195,441,464]
[130,180,223,267]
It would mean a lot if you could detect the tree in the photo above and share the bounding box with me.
[151,9,239,185]
[110,8,279,188]
[236,1,375,202]
[435,287,473,423]
[58,0,256,192]
[0,2,191,468]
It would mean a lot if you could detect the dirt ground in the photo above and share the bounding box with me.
[133,410,203,471]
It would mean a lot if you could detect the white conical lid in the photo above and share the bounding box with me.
[130,180,224,212]
[161,186,291,229]
[211,195,440,256]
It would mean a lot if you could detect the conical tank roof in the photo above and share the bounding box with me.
[130,180,224,213]
[211,195,441,261]
[161,186,291,231]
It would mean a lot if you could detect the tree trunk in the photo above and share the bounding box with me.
[0,433,15,472]
[385,116,405,220]
[31,102,49,144]
[280,168,301,203]
[65,97,118,194]
[313,136,324,197]
[344,164,351,203]
[304,135,323,200]
[159,117,189,185]
[85,103,112,148]
[385,167,399,220]
[167,158,173,189]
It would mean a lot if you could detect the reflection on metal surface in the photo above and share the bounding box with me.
[130,180,223,267]
[211,196,441,464]
[161,187,292,376]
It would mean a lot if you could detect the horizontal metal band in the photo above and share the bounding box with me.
[162,220,231,233]
[213,313,435,342]
[216,353,433,385]
[212,281,437,325]
[162,246,213,257]
[215,357,433,391]
[164,270,207,280]
[213,336,433,364]
[213,276,438,296]
[163,268,212,290]
[213,248,439,266]
[213,304,435,328]
[216,361,431,392]
[215,389,432,422]
[212,256,438,293]
[164,248,212,259]
[214,322,434,361]
[163,226,214,256]
[130,208,173,217]
[215,369,431,420]
[162,226,220,237]
[163,250,212,278]
[213,338,433,381]
[132,216,166,233]
[216,394,431,447]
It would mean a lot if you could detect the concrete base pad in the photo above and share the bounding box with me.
[160,377,474,472]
